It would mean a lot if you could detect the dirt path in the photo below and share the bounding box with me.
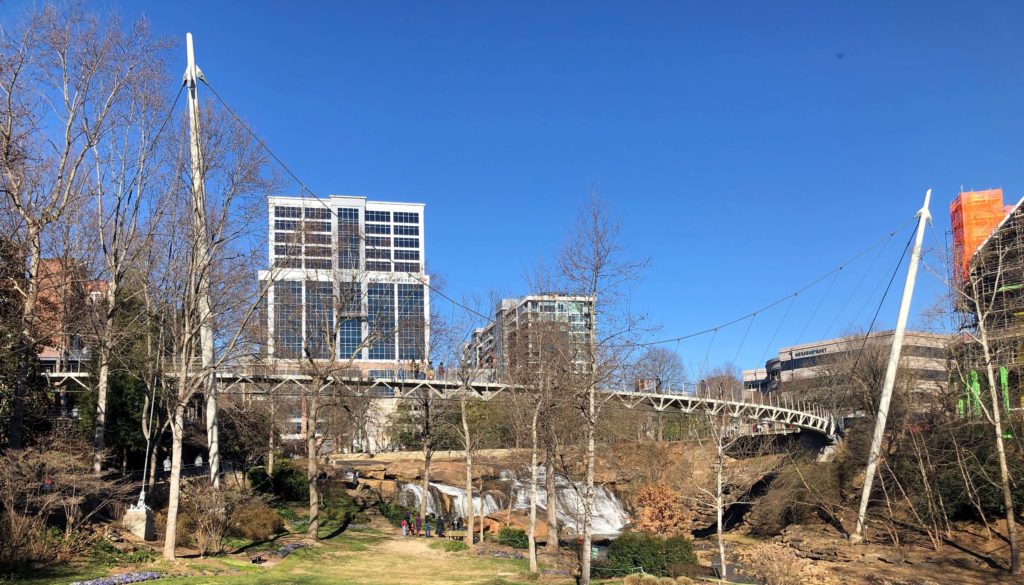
[378,533,445,559]
[315,521,529,585]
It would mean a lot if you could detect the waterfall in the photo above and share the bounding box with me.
[397,468,629,536]
[398,482,503,519]
[509,467,630,536]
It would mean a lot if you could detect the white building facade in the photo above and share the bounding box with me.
[258,195,431,376]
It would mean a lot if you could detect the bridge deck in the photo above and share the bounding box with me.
[43,369,837,439]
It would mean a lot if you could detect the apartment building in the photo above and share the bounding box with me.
[464,293,595,378]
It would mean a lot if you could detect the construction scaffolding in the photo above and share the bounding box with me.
[953,191,1024,414]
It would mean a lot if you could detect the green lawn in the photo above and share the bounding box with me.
[21,527,564,585]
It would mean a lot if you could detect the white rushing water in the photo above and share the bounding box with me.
[398,482,503,519]
[397,467,629,536]
[509,467,629,536]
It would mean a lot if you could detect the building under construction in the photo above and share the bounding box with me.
[951,188,1024,414]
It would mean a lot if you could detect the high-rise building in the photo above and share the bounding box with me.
[464,293,595,378]
[258,195,430,374]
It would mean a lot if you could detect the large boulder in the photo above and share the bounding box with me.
[384,459,424,480]
[352,462,388,480]
[359,478,400,499]
[482,510,551,543]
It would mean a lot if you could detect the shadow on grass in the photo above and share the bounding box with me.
[232,531,289,555]
[1,563,105,585]
[321,516,354,540]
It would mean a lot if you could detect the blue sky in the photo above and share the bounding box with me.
[9,1,1024,376]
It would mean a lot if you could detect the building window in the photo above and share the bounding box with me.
[305,281,333,359]
[394,225,419,236]
[397,284,425,360]
[394,250,420,261]
[275,232,299,243]
[305,233,331,245]
[275,244,302,257]
[368,283,395,359]
[274,282,302,358]
[275,206,301,218]
[365,210,391,223]
[366,249,390,260]
[367,261,391,272]
[367,236,391,248]
[275,258,302,269]
[395,262,420,273]
[366,224,391,235]
[394,238,419,248]
[394,212,419,224]
[305,246,332,258]
[274,219,298,231]
[305,258,332,270]
[304,207,332,220]
[302,221,331,233]
[337,208,360,270]
[338,318,362,360]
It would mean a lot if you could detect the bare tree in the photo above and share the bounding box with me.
[506,317,576,572]
[634,347,685,441]
[687,374,745,582]
[86,22,174,473]
[0,6,157,448]
[159,100,275,559]
[955,253,1021,574]
[557,192,649,584]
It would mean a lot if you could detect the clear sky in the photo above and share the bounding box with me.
[8,1,1024,377]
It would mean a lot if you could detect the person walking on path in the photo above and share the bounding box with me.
[401,518,408,537]
[415,516,422,536]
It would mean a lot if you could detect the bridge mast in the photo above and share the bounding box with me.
[850,189,932,544]
[183,33,219,489]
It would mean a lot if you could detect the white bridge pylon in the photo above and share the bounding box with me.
[208,370,839,441]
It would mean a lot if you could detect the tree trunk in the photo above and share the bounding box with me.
[268,427,276,476]
[420,395,433,523]
[976,319,1021,574]
[148,443,158,490]
[93,339,112,472]
[92,264,120,472]
[306,392,320,540]
[716,443,727,581]
[528,405,540,573]
[8,227,41,449]
[580,386,595,585]
[162,402,185,560]
[420,442,433,522]
[479,475,485,545]
[461,397,474,550]
[206,373,219,489]
[544,448,560,554]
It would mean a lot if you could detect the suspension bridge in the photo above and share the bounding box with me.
[186,367,841,440]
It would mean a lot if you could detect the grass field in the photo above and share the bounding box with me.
[14,525,573,585]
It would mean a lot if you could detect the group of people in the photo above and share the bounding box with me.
[399,360,446,381]
[400,513,447,538]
